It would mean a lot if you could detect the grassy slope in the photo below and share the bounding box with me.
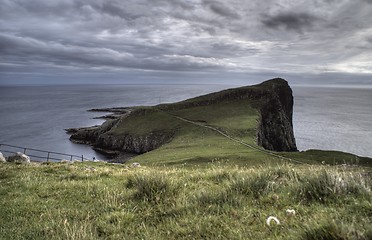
[0,162,371,239]
[131,100,278,166]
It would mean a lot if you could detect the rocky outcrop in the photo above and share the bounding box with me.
[7,152,31,164]
[0,152,6,163]
[256,79,297,151]
[94,131,174,154]
[68,109,174,156]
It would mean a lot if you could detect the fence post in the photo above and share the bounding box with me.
[70,155,73,161]
[47,152,50,162]
[23,148,27,154]
[81,155,84,162]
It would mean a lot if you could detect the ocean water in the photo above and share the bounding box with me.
[0,84,371,160]
[0,84,230,160]
[293,86,372,157]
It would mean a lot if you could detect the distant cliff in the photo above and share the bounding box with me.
[67,78,297,158]
[256,79,297,151]
[67,108,175,156]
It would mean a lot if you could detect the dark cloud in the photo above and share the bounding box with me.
[203,0,241,19]
[262,12,318,32]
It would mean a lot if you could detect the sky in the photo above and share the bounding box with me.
[1,0,372,85]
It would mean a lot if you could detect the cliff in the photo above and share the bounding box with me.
[256,79,297,151]
[67,78,297,159]
[68,108,176,156]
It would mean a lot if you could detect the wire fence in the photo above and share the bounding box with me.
[0,143,89,162]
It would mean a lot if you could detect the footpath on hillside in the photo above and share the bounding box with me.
[172,114,307,165]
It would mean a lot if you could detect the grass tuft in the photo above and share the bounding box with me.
[296,170,336,203]
[302,222,347,240]
[196,188,240,206]
[229,172,276,199]
[126,173,179,203]
[295,170,371,204]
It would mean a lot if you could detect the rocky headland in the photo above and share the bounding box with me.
[66,78,297,160]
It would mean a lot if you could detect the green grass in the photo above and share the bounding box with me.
[107,108,182,136]
[132,125,277,166]
[0,162,371,239]
[284,150,372,166]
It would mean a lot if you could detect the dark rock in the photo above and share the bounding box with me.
[94,131,174,154]
[256,79,297,151]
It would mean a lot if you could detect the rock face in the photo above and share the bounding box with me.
[67,78,297,157]
[94,131,174,154]
[0,152,6,163]
[256,79,297,151]
[7,152,31,163]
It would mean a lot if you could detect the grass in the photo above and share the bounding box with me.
[107,108,182,136]
[0,161,371,239]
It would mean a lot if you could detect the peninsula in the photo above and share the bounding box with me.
[67,78,371,166]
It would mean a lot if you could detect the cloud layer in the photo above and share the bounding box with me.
[1,0,372,83]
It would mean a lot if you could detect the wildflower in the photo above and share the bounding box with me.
[266,216,280,226]
[286,209,296,216]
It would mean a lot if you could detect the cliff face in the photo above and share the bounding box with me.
[67,78,297,158]
[93,131,174,154]
[256,79,297,151]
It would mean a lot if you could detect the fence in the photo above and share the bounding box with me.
[0,143,89,162]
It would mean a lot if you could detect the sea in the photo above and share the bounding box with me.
[0,84,371,160]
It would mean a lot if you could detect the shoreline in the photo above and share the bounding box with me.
[66,107,138,162]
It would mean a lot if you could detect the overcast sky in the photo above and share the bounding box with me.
[1,0,372,85]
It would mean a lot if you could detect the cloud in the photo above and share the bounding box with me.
[203,0,241,19]
[1,0,372,83]
[261,12,319,32]
[0,33,232,72]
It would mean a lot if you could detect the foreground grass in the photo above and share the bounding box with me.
[1,162,371,239]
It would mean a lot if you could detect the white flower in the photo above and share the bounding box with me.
[286,209,296,216]
[266,216,280,226]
